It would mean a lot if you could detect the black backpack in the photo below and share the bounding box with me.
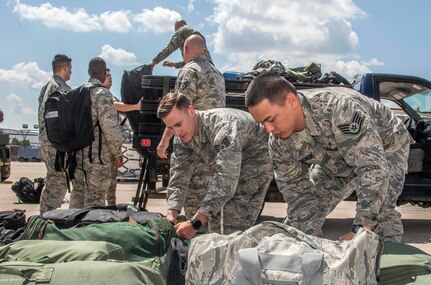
[44,83,103,180]
[11,177,45,204]
[0,209,26,245]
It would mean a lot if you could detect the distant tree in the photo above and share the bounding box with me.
[11,138,30,146]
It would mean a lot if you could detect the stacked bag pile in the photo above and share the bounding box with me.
[0,205,175,284]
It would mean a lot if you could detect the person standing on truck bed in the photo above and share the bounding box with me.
[246,73,410,242]
[158,92,273,239]
[38,54,74,213]
[147,19,213,70]
[156,34,225,159]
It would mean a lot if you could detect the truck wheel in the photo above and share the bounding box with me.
[32,157,38,162]
[18,157,24,162]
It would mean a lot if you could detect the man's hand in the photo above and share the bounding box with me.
[339,231,355,241]
[166,209,179,225]
[157,141,169,159]
[162,61,175,67]
[339,224,372,241]
[174,221,197,240]
[113,156,123,169]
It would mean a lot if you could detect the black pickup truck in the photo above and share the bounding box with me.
[124,71,431,208]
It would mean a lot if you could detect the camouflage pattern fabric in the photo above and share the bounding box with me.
[106,159,118,206]
[38,76,72,213]
[167,108,273,234]
[186,221,382,285]
[172,55,226,230]
[175,56,226,110]
[152,25,213,69]
[269,87,410,241]
[69,78,122,208]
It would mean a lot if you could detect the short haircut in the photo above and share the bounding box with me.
[245,73,298,108]
[88,57,106,78]
[52,54,72,73]
[157,92,191,119]
[174,19,187,31]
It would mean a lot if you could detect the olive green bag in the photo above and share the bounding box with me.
[0,259,166,285]
[0,240,125,263]
[21,215,175,262]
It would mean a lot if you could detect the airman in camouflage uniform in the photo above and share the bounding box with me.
[246,73,410,242]
[148,19,212,70]
[38,54,73,213]
[157,93,273,239]
[69,57,123,208]
[156,34,225,158]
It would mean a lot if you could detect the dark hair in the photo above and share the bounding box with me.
[245,73,298,108]
[88,57,106,80]
[157,92,191,119]
[52,54,72,73]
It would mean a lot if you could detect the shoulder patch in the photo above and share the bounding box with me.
[178,80,190,91]
[337,112,364,135]
[214,136,231,153]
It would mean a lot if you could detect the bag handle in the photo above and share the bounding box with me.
[236,248,324,285]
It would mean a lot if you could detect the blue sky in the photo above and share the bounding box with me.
[1,0,430,130]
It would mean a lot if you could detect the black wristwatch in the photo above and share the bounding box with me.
[190,217,202,230]
[352,224,363,234]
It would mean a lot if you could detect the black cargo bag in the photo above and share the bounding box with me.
[11,177,44,204]
[0,209,26,244]
[162,237,190,285]
[120,65,152,131]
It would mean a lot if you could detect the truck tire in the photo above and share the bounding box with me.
[18,157,25,162]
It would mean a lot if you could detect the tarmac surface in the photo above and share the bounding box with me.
[1,161,430,254]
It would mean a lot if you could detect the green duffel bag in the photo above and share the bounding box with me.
[380,241,431,285]
[21,215,175,262]
[0,240,125,263]
[0,259,166,285]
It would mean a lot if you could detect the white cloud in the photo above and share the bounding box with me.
[322,60,372,81]
[210,0,367,79]
[132,7,181,33]
[100,10,132,33]
[362,58,384,67]
[6,93,37,116]
[0,62,51,89]
[188,0,195,12]
[98,44,138,66]
[13,0,101,32]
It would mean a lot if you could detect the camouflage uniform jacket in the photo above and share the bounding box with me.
[175,56,226,110]
[152,25,213,69]
[167,108,270,217]
[85,78,122,159]
[269,87,410,226]
[38,75,71,147]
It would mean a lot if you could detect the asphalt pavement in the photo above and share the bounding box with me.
[1,161,430,254]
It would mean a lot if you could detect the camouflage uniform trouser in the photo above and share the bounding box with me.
[39,144,68,214]
[309,132,410,242]
[106,158,118,206]
[69,149,111,208]
[183,155,273,235]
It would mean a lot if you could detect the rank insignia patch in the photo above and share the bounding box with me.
[338,112,364,135]
[214,136,231,152]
